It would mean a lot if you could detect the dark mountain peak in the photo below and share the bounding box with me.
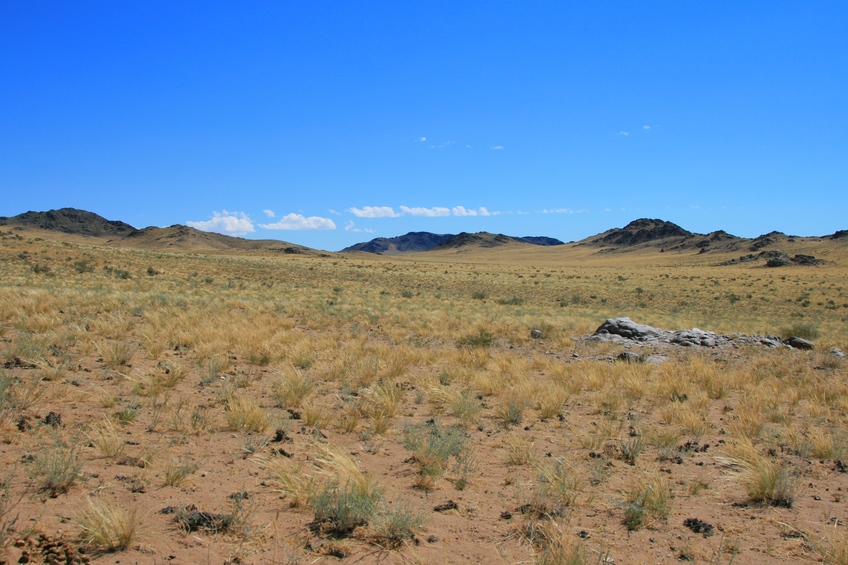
[342,231,454,254]
[594,218,691,247]
[0,208,137,237]
[433,232,519,250]
[518,236,564,246]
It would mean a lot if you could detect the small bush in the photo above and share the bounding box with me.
[310,480,381,535]
[780,323,820,341]
[496,397,525,427]
[225,395,269,433]
[33,439,85,496]
[77,498,142,551]
[403,421,469,483]
[260,455,315,508]
[371,500,426,547]
[729,440,796,507]
[457,329,494,348]
[162,458,198,487]
[621,474,671,530]
[272,371,315,408]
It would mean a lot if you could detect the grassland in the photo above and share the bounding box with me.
[1,230,847,564]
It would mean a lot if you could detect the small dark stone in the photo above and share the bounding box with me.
[426,535,438,543]
[43,412,62,427]
[530,329,543,339]
[500,511,512,520]
[578,530,590,538]
[683,518,714,537]
[434,500,458,512]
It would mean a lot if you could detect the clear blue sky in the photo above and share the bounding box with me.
[2,2,846,251]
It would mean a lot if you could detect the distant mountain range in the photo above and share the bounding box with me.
[341,231,564,254]
[1,208,845,257]
[0,208,314,254]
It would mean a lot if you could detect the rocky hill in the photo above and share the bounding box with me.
[0,208,138,237]
[344,232,564,254]
[342,232,454,254]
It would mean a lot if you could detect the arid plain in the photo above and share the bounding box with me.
[1,221,848,565]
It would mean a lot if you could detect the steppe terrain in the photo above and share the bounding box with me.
[1,221,848,565]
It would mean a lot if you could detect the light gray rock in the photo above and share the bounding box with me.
[616,351,645,363]
[530,329,544,339]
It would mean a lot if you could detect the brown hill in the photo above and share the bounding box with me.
[0,208,138,238]
[431,232,530,251]
[577,218,748,254]
[118,225,313,254]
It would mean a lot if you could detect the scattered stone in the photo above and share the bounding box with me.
[766,256,790,267]
[16,416,31,432]
[500,511,512,520]
[830,348,846,358]
[173,505,232,533]
[434,500,458,512]
[683,518,714,537]
[530,329,543,339]
[586,317,792,350]
[616,351,645,363]
[426,535,438,543]
[43,412,62,427]
[785,336,815,350]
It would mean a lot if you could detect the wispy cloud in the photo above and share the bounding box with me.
[643,125,651,130]
[328,209,342,216]
[187,210,255,236]
[349,206,400,218]
[491,145,505,150]
[399,206,451,217]
[539,208,587,214]
[616,131,629,136]
[260,213,336,230]
[350,205,496,218]
[344,221,375,233]
[452,206,493,217]
[262,209,275,218]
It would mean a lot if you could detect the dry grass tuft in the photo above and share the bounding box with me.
[77,498,143,551]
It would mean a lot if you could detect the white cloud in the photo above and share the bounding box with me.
[328,209,342,216]
[262,209,275,218]
[491,145,505,150]
[451,206,492,217]
[539,208,587,214]
[616,131,629,136]
[260,213,336,230]
[452,206,476,216]
[187,210,255,236]
[399,206,451,217]
[344,221,375,233]
[604,208,612,212]
[691,205,700,209]
[349,206,400,218]
[418,136,427,142]
[643,125,651,130]
[348,204,497,219]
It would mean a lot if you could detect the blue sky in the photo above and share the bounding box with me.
[2,2,846,251]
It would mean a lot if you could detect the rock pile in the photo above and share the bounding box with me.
[721,250,825,267]
[587,317,814,350]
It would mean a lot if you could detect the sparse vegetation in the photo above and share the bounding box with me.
[0,228,846,563]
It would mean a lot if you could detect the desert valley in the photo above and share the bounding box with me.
[1,208,848,565]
